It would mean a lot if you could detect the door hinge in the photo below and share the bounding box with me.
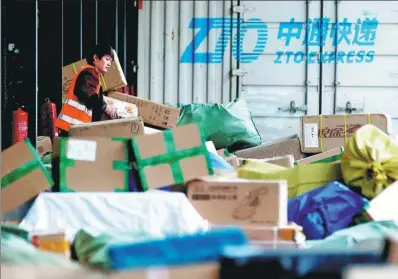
[335,101,363,114]
[232,5,252,14]
[231,69,248,76]
[278,101,307,114]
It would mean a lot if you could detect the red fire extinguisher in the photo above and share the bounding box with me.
[41,98,59,141]
[12,106,28,144]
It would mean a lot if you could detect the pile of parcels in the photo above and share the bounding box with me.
[2,52,398,278]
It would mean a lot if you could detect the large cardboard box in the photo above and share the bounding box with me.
[129,124,213,190]
[37,136,52,157]
[107,91,180,129]
[1,139,54,214]
[300,113,392,153]
[68,118,144,138]
[295,146,343,166]
[235,134,303,161]
[102,96,138,119]
[187,176,288,227]
[54,137,130,192]
[62,49,127,102]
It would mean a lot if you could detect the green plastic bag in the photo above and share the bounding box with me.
[341,124,398,199]
[177,98,261,152]
[305,220,398,250]
[73,229,153,270]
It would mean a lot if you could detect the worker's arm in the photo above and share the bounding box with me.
[74,70,117,120]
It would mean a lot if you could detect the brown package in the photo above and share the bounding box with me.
[187,176,288,227]
[238,155,295,168]
[1,139,53,214]
[130,124,212,190]
[55,137,129,192]
[62,49,127,102]
[295,147,344,166]
[107,91,180,129]
[300,114,392,153]
[37,136,52,156]
[68,117,144,138]
[102,96,138,119]
[110,263,219,279]
[235,134,303,161]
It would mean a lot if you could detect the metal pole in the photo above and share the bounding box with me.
[35,1,38,147]
[115,0,118,52]
[95,0,98,44]
[80,0,83,58]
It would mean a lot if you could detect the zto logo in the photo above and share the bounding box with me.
[180,17,378,64]
[180,18,268,64]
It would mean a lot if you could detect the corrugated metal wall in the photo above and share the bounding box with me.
[1,0,138,151]
[137,0,239,107]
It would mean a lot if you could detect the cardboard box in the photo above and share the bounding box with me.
[361,182,398,222]
[295,147,344,166]
[187,176,288,227]
[55,137,130,192]
[144,126,162,135]
[225,155,240,168]
[68,117,144,138]
[107,91,180,129]
[103,96,138,119]
[128,124,214,190]
[37,136,52,157]
[110,263,219,279]
[62,49,127,102]
[386,234,398,264]
[239,155,295,168]
[1,139,54,214]
[235,134,303,161]
[210,223,305,243]
[300,114,392,153]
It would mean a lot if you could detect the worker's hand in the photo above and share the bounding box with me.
[105,107,119,119]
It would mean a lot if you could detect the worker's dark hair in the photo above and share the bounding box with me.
[86,44,114,65]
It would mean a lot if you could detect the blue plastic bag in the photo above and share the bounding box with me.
[288,181,368,240]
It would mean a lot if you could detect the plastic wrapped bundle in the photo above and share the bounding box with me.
[341,124,398,199]
[288,181,368,240]
[108,227,247,270]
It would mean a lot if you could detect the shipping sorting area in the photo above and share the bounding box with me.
[1,1,398,279]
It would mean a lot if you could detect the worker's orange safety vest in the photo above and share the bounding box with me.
[55,64,101,132]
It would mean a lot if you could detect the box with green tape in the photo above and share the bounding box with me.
[1,138,54,214]
[128,123,214,191]
[56,137,131,192]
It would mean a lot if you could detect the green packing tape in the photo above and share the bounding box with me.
[59,138,76,192]
[59,137,131,192]
[112,137,131,192]
[131,127,214,191]
[1,138,54,189]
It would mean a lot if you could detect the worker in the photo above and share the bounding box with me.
[55,44,119,136]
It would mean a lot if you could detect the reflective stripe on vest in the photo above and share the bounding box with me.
[58,113,85,125]
[64,98,93,117]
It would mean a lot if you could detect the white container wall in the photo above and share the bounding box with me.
[138,1,398,142]
[137,0,239,107]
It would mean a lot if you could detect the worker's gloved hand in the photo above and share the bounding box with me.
[105,106,119,119]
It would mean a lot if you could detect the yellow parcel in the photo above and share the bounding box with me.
[341,124,398,199]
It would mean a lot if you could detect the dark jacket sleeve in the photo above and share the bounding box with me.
[74,69,107,121]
